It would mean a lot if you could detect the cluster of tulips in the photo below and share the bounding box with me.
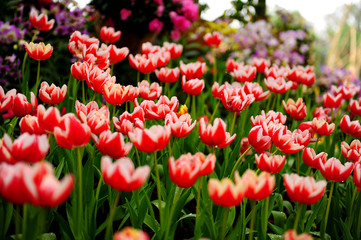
[0,6,361,240]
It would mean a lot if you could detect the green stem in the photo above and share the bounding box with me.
[213,50,217,83]
[323,181,335,237]
[240,106,249,135]
[220,207,229,239]
[314,137,320,152]
[166,83,170,98]
[110,64,114,76]
[230,146,252,178]
[266,93,273,111]
[263,196,270,239]
[297,151,300,175]
[184,94,190,107]
[209,99,220,123]
[105,191,121,240]
[136,71,140,84]
[76,147,84,240]
[153,152,163,228]
[22,204,28,240]
[191,95,196,121]
[293,203,303,232]
[91,92,97,102]
[270,148,279,157]
[357,192,361,240]
[15,205,20,240]
[135,148,141,167]
[249,201,256,240]
[146,73,150,83]
[195,177,203,235]
[33,60,41,97]
[164,187,183,238]
[82,80,86,103]
[230,112,237,135]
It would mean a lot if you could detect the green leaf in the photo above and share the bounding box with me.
[38,233,56,240]
[271,211,287,228]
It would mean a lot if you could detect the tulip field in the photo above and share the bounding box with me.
[1,2,361,240]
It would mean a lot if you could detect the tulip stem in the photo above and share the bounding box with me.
[166,83,170,98]
[220,207,229,239]
[263,196,270,239]
[136,71,140,84]
[185,94,190,107]
[33,60,41,97]
[164,187,183,238]
[314,137,320,152]
[153,152,163,229]
[82,81,85,103]
[15,205,20,240]
[249,200,256,240]
[110,64,114,76]
[146,73,150,83]
[213,50,218,83]
[357,192,361,240]
[230,112,237,135]
[135,148,141,167]
[240,106,249,135]
[322,181,335,238]
[76,147,83,240]
[293,202,303,231]
[105,191,121,240]
[195,177,203,235]
[191,95,196,120]
[209,99,220,123]
[230,146,252,179]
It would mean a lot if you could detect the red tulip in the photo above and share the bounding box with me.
[37,105,61,133]
[0,135,15,164]
[180,61,206,80]
[196,152,216,176]
[211,82,227,100]
[241,169,275,200]
[282,98,307,121]
[38,82,67,105]
[221,86,255,113]
[24,162,74,207]
[255,153,286,173]
[319,157,354,182]
[113,107,145,136]
[150,51,171,68]
[264,65,289,79]
[68,31,99,59]
[284,173,326,205]
[162,42,183,59]
[54,113,91,149]
[348,99,361,117]
[248,124,272,153]
[5,133,49,164]
[100,26,121,44]
[0,87,16,113]
[243,82,269,101]
[29,8,54,31]
[302,147,327,170]
[331,84,359,100]
[0,162,30,204]
[199,117,236,148]
[240,137,253,156]
[297,121,315,138]
[92,131,132,159]
[230,65,256,82]
[283,229,313,240]
[339,115,361,137]
[135,96,179,120]
[208,172,244,207]
[313,106,331,122]
[341,140,361,162]
[71,61,91,81]
[136,55,158,74]
[12,92,38,117]
[103,83,139,105]
[312,117,335,136]
[169,153,201,188]
[101,156,150,192]
[108,45,129,65]
[322,93,342,109]
[141,42,161,56]
[86,66,115,94]
[138,80,162,100]
[128,125,171,153]
[113,227,150,240]
[225,58,241,73]
[181,76,205,96]
[264,77,292,94]
[272,126,310,154]
[252,58,270,73]
[251,110,287,127]
[25,42,53,61]
[165,112,196,138]
[203,31,223,48]
[83,43,110,70]
[155,67,180,83]
[353,162,361,190]
[19,115,46,135]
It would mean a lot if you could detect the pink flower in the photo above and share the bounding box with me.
[162,42,183,59]
[120,9,132,21]
[169,11,191,31]
[282,98,307,121]
[231,65,257,82]
[180,61,206,80]
[149,18,164,33]
[181,0,199,21]
[243,82,269,101]
[170,30,181,42]
[264,77,292,94]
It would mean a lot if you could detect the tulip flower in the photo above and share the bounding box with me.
[25,42,53,61]
[240,137,253,156]
[331,84,359,100]
[38,82,67,105]
[339,115,361,137]
[313,106,331,122]
[243,82,269,101]
[264,65,289,79]
[255,153,286,173]
[230,65,257,82]
[284,173,326,205]
[199,117,236,148]
[0,135,15,164]
[312,117,335,136]
[168,153,201,188]
[71,61,91,81]
[101,156,150,192]
[128,125,171,153]
[108,45,129,65]
[103,83,139,106]
[264,77,293,94]
[83,43,110,70]
[348,99,361,117]
[196,152,216,176]
[181,76,205,96]
[341,140,361,162]
[68,31,99,59]
[283,229,313,240]
[141,42,161,56]
[4,133,49,164]
[113,107,145,136]
[113,227,150,240]
[54,113,91,149]
[165,112,196,138]
[221,86,255,113]
[12,92,38,117]
[322,93,342,109]
[0,87,16,113]
[282,98,307,121]
[211,82,227,100]
[226,58,241,73]
[319,157,354,182]
[150,51,170,68]
[162,42,183,59]
[135,96,179,120]
[37,105,62,133]
[29,8,55,31]
[252,58,270,73]
[180,61,206,80]
[208,172,245,207]
[19,115,46,135]
[251,110,287,127]
[240,169,275,200]
[298,121,315,138]
[138,80,162,100]
[86,66,115,94]
[248,124,272,153]
[203,31,223,48]
[0,162,31,204]
[83,105,110,135]
[134,54,158,74]
[155,67,180,83]
[100,26,121,44]
[23,162,74,207]
[272,126,310,154]
[302,147,328,170]
[92,131,132,159]
[353,162,361,190]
